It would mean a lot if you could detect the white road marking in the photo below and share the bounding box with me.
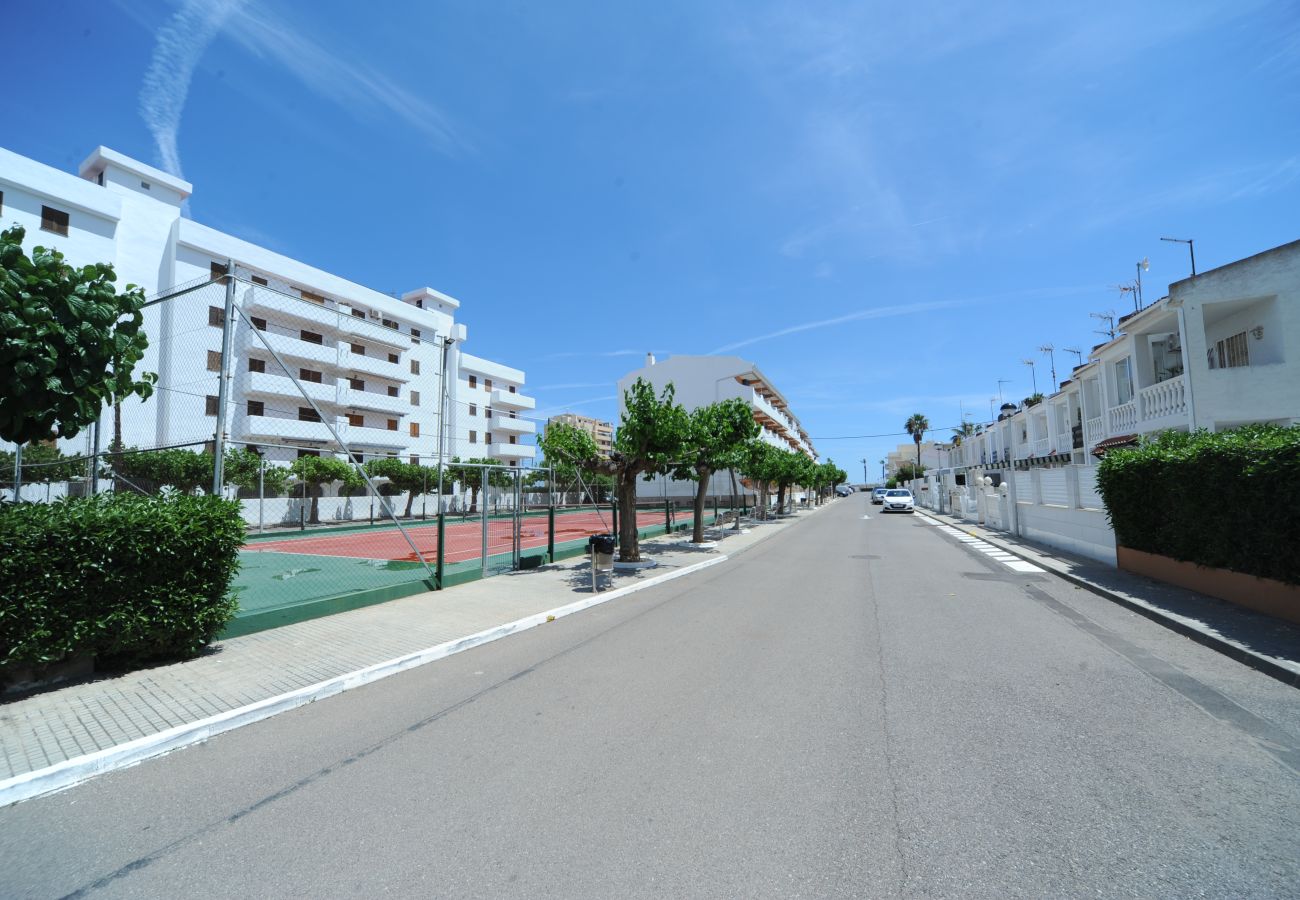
[926,517,1046,574]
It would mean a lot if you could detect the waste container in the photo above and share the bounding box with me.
[589,533,616,556]
[588,534,616,592]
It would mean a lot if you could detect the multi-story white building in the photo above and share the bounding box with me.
[548,413,615,457]
[615,353,817,499]
[0,144,536,475]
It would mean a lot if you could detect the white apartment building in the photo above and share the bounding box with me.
[913,238,1299,563]
[616,354,817,499]
[0,144,536,474]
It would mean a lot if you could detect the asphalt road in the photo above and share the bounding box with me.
[4,496,1299,899]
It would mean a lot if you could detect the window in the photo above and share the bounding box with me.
[252,275,268,286]
[509,435,516,444]
[1212,331,1250,369]
[210,262,229,283]
[248,358,265,373]
[469,404,477,416]
[140,181,151,190]
[347,413,364,427]
[205,395,219,416]
[468,375,477,389]
[299,368,322,384]
[349,377,365,390]
[350,342,365,355]
[41,206,69,236]
[410,455,420,466]
[298,407,321,423]
[469,430,477,443]
[351,308,365,319]
[389,352,400,365]
[509,385,516,393]
[510,460,517,467]
[0,190,4,213]
[209,306,225,327]
[300,330,323,345]
[297,449,319,459]
[388,385,400,398]
[1114,358,1133,405]
[387,418,398,432]
[485,379,492,392]
[486,407,493,419]
[411,328,421,339]
[251,316,267,331]
[206,350,222,372]
[409,358,419,373]
[248,400,264,416]
[410,422,420,437]
[300,289,325,304]
[485,432,493,445]
[382,318,398,329]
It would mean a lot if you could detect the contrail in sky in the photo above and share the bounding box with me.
[139,0,248,179]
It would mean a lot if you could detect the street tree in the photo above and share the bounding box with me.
[445,457,504,513]
[537,422,600,504]
[222,447,290,496]
[289,455,363,524]
[0,443,84,486]
[111,447,213,494]
[904,412,930,474]
[737,440,780,520]
[364,457,433,518]
[672,398,760,543]
[0,225,156,445]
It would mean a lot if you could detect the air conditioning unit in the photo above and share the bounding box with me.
[368,310,381,320]
[1165,335,1181,353]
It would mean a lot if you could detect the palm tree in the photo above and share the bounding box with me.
[951,421,975,447]
[904,413,929,475]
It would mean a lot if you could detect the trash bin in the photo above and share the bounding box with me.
[589,533,616,556]
[588,534,616,592]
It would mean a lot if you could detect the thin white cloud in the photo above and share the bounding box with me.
[138,0,248,178]
[544,349,666,360]
[529,382,614,392]
[534,395,619,419]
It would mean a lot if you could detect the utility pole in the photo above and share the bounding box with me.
[861,457,868,485]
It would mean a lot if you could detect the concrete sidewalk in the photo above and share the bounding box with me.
[914,508,1300,687]
[0,506,825,806]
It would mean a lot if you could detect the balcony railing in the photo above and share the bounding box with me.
[337,386,408,416]
[491,416,536,435]
[248,329,338,367]
[487,443,535,459]
[1137,374,1187,424]
[338,422,410,449]
[1084,416,1104,448]
[340,348,409,383]
[244,371,337,408]
[1108,401,1137,434]
[338,313,410,351]
[1031,437,1050,456]
[491,388,535,410]
[242,289,340,331]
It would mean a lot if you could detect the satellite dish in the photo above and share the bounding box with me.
[1142,257,1150,271]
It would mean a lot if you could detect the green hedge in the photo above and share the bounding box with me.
[1096,425,1300,585]
[0,492,244,674]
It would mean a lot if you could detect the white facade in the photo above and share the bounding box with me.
[616,354,817,499]
[0,144,535,472]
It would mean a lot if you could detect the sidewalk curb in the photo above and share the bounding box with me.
[914,509,1300,689]
[0,555,729,809]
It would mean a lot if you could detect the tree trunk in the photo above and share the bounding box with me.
[404,490,416,518]
[776,483,787,516]
[617,472,640,561]
[692,467,710,543]
[469,486,479,514]
[309,484,322,524]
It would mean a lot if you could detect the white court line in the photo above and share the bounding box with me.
[1006,560,1045,573]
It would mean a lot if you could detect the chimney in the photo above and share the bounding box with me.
[646,352,656,367]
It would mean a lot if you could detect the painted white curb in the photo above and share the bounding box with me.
[0,554,728,809]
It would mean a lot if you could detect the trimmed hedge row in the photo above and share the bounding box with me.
[1096,425,1300,585]
[1,493,244,675]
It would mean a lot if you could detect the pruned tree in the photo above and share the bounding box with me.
[289,455,363,524]
[445,456,503,513]
[222,447,290,496]
[111,447,214,494]
[364,457,432,518]
[672,398,760,542]
[0,443,84,485]
[0,225,156,445]
[538,422,600,505]
[738,440,782,520]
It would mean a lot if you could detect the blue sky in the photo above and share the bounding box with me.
[6,0,1299,477]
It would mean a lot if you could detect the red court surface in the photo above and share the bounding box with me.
[243,509,677,564]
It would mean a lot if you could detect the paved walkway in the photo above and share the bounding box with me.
[914,507,1300,685]
[0,508,816,800]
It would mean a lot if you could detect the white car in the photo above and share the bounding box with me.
[880,489,915,513]
[871,487,888,505]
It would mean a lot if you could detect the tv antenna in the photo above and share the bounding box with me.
[1161,237,1196,276]
[1039,343,1057,388]
[1021,358,1038,395]
[1090,311,1116,340]
[1115,283,1139,313]
[1063,347,1084,367]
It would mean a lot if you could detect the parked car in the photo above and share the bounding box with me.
[871,487,888,505]
[880,489,915,513]
[835,486,853,497]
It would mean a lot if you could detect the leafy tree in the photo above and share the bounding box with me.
[289,455,363,524]
[737,440,783,520]
[110,448,213,494]
[0,443,84,484]
[445,457,507,513]
[581,379,689,561]
[904,412,929,474]
[222,447,290,496]
[0,225,156,445]
[364,457,433,518]
[671,399,760,542]
[894,461,925,483]
[538,422,601,504]
[951,422,975,446]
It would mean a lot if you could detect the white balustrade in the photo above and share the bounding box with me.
[1108,401,1137,433]
[1137,374,1187,423]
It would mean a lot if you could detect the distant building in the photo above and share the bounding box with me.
[549,413,614,457]
[616,353,816,500]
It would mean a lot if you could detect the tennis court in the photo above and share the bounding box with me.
[226,506,712,636]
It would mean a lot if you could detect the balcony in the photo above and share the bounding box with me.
[1030,437,1050,457]
[340,348,409,383]
[338,386,408,416]
[242,288,341,332]
[248,329,338,368]
[1108,401,1137,434]
[338,422,410,450]
[491,388,535,410]
[338,313,410,351]
[1084,416,1104,448]
[491,416,536,436]
[488,443,535,460]
[1137,374,1188,430]
[245,371,336,406]
[240,414,336,445]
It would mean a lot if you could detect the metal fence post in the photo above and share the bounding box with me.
[547,505,555,562]
[12,443,22,501]
[665,499,672,535]
[436,511,445,589]
[611,501,618,541]
[480,467,489,579]
[211,260,236,495]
